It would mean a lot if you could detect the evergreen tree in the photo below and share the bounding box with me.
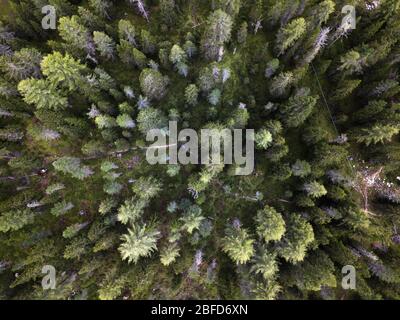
[221,222,255,264]
[41,52,86,91]
[139,68,168,100]
[53,157,93,180]
[277,214,314,264]
[275,18,306,55]
[355,124,400,146]
[201,10,233,61]
[18,79,68,110]
[119,224,160,264]
[93,31,116,60]
[280,89,318,128]
[0,209,34,233]
[255,205,286,242]
[185,84,199,106]
[250,249,278,280]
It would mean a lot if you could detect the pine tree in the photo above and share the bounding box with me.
[355,124,400,146]
[201,10,233,61]
[0,209,34,233]
[52,157,93,180]
[160,0,177,26]
[302,181,327,198]
[310,0,335,26]
[131,176,162,201]
[251,279,281,300]
[169,44,186,64]
[237,21,248,44]
[255,205,286,242]
[0,48,42,81]
[337,50,363,74]
[291,159,311,178]
[93,31,116,60]
[58,16,92,55]
[118,19,137,45]
[221,222,255,264]
[269,71,294,97]
[160,243,180,266]
[280,89,318,128]
[139,68,168,100]
[214,0,242,18]
[275,18,306,56]
[250,249,278,280]
[277,213,314,264]
[185,84,199,106]
[332,79,362,101]
[41,52,86,91]
[255,129,273,149]
[137,107,167,135]
[117,197,147,225]
[119,224,160,264]
[116,114,135,129]
[89,0,111,19]
[179,205,205,234]
[18,79,68,110]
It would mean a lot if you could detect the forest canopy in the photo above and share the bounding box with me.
[0,0,400,300]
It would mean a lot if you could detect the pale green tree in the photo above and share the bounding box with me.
[0,209,35,233]
[160,243,180,266]
[201,10,233,60]
[221,222,255,264]
[302,181,327,198]
[18,79,68,110]
[93,31,116,60]
[255,205,286,242]
[119,224,160,264]
[139,68,169,100]
[275,18,306,55]
[250,249,278,280]
[277,213,314,264]
[255,129,273,149]
[355,124,400,146]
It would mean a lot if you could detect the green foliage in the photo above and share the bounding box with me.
[291,160,311,178]
[18,79,68,110]
[41,52,86,91]
[117,197,147,225]
[0,209,34,233]
[53,157,93,180]
[280,90,318,127]
[180,205,205,234]
[355,124,400,146]
[160,243,180,266]
[250,250,278,280]
[137,107,167,135]
[2,0,400,301]
[93,31,115,60]
[255,129,273,149]
[302,181,327,198]
[275,18,306,55]
[139,68,168,100]
[201,10,233,60]
[185,84,199,106]
[277,214,314,264]
[255,205,286,242]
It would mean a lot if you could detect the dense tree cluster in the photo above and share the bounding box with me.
[0,0,400,300]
